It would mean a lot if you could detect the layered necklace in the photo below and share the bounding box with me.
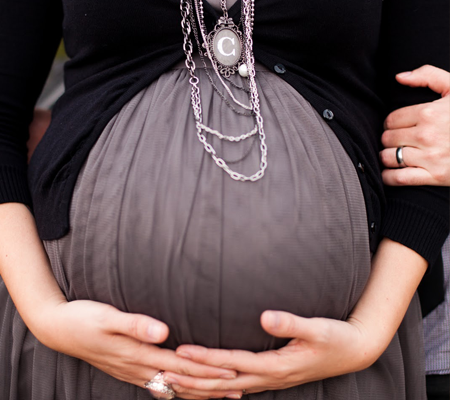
[180,0,268,182]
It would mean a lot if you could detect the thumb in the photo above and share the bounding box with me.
[396,65,450,97]
[260,310,319,341]
[111,309,170,344]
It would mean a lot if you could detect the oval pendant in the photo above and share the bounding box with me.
[212,27,242,67]
[207,18,244,77]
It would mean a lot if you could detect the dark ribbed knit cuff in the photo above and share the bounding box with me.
[381,198,449,264]
[0,165,32,206]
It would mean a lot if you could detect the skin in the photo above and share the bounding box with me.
[3,65,444,399]
[380,65,450,186]
[27,108,52,163]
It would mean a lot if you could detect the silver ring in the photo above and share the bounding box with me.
[144,371,176,400]
[396,146,407,167]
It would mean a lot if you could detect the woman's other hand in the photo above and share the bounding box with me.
[28,108,51,163]
[40,300,242,399]
[380,65,450,186]
[162,239,427,395]
[162,312,372,394]
[0,203,240,400]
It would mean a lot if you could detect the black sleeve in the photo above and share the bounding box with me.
[0,0,63,205]
[378,0,450,264]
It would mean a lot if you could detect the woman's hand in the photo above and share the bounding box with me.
[380,65,450,186]
[39,299,242,399]
[162,311,373,394]
[162,239,427,395]
[23,111,243,399]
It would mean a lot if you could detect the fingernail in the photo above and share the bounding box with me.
[176,351,192,359]
[266,311,280,329]
[397,71,412,78]
[164,376,178,385]
[220,374,237,379]
[226,395,242,399]
[147,324,163,341]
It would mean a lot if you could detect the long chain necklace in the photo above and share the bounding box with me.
[180,0,268,182]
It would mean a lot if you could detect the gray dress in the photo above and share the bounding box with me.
[0,17,426,400]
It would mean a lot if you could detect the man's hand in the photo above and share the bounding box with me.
[380,65,450,186]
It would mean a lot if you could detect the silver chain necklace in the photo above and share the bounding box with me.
[180,0,268,182]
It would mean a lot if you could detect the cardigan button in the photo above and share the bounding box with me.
[357,163,365,173]
[274,63,286,74]
[322,109,334,120]
[370,222,376,233]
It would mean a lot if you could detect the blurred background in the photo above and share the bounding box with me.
[36,42,67,109]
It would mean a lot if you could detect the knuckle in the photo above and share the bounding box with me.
[427,148,441,161]
[126,342,145,364]
[272,363,291,380]
[177,365,192,377]
[96,305,115,326]
[209,350,233,369]
[418,64,436,80]
[126,316,141,338]
[433,168,447,184]
[418,107,436,122]
[415,129,430,145]
[172,383,206,397]
[315,320,332,344]
[422,153,432,164]
[193,381,210,391]
[420,64,433,74]
[280,315,297,337]
[171,384,187,395]
[409,176,421,186]
[394,173,409,186]
[421,149,432,163]
[220,350,238,369]
[427,126,439,142]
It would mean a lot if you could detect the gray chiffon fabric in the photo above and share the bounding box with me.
[0,59,426,399]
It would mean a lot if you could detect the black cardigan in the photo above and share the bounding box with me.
[0,0,448,264]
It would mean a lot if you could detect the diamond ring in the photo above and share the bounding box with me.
[144,371,176,400]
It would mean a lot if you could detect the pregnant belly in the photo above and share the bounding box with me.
[49,68,370,352]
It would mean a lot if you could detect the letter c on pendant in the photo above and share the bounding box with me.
[212,28,241,67]
[217,36,236,57]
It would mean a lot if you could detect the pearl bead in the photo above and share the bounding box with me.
[238,64,249,78]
